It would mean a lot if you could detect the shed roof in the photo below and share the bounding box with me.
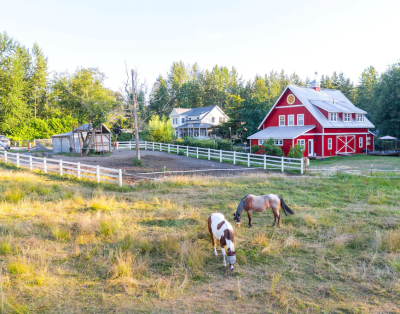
[248,125,316,140]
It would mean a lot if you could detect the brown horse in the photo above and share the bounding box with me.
[233,194,294,228]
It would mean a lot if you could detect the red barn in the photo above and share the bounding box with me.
[248,81,375,157]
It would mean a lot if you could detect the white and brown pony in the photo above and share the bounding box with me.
[233,194,294,228]
[207,213,236,270]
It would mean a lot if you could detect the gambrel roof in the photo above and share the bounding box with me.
[258,85,375,129]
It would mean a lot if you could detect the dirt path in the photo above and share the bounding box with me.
[55,150,267,180]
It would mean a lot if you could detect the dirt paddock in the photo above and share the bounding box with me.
[56,150,275,181]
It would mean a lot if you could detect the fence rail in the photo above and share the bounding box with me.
[0,151,123,186]
[116,141,304,174]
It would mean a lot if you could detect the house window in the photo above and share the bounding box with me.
[328,138,332,150]
[359,137,363,148]
[367,137,371,145]
[274,139,283,146]
[288,115,294,126]
[181,118,185,123]
[279,115,285,126]
[297,139,305,150]
[297,114,304,126]
[357,114,364,122]
[197,116,199,119]
[173,118,177,125]
[329,112,338,122]
[258,140,265,145]
[219,117,222,123]
[188,117,191,120]
[212,117,215,123]
[344,113,351,122]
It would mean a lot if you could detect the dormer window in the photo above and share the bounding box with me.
[329,112,338,122]
[356,114,364,122]
[344,113,351,122]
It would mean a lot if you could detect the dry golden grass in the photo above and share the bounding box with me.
[0,165,399,313]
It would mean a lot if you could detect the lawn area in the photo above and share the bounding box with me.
[310,154,400,170]
[0,164,399,313]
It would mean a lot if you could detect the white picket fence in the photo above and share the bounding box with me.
[116,141,304,174]
[0,151,123,187]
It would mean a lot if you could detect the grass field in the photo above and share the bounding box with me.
[0,162,399,313]
[310,155,400,170]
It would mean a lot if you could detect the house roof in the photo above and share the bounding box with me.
[171,108,191,115]
[258,85,375,129]
[176,122,214,129]
[248,125,316,140]
[170,105,229,119]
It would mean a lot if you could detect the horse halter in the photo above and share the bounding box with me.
[227,255,236,269]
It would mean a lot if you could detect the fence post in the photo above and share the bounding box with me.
[220,150,222,162]
[44,157,47,173]
[281,156,284,172]
[370,165,373,177]
[29,155,33,170]
[168,144,170,153]
[186,146,189,157]
[264,154,266,170]
[78,162,81,179]
[116,142,119,150]
[196,147,199,159]
[152,142,155,151]
[96,165,100,183]
[17,153,20,167]
[177,145,179,154]
[208,148,211,160]
[129,141,132,150]
[300,157,304,175]
[5,151,7,163]
[160,143,162,151]
[59,160,63,176]
[247,153,250,167]
[119,169,122,187]
[145,141,147,150]
[233,151,236,165]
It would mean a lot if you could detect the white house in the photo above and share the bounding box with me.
[169,106,229,138]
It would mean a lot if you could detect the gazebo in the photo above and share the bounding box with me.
[379,135,398,151]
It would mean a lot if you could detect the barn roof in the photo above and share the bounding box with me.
[248,125,316,140]
[258,85,375,129]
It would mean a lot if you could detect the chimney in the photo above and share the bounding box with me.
[310,72,320,91]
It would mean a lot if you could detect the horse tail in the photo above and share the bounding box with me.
[278,195,294,216]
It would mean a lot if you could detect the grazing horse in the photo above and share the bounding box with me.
[233,194,294,228]
[207,213,236,270]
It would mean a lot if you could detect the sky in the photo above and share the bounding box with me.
[2,0,400,91]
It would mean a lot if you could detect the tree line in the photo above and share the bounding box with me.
[1,32,399,141]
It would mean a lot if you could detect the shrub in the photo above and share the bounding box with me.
[252,145,260,153]
[263,138,285,157]
[145,115,174,143]
[288,144,304,158]
[117,132,133,141]
[133,157,144,167]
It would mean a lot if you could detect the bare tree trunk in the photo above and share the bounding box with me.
[131,69,140,160]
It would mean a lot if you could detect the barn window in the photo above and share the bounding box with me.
[297,114,304,126]
[329,112,338,122]
[297,139,305,150]
[328,138,332,150]
[344,113,351,122]
[274,139,283,146]
[356,114,364,122]
[359,137,363,148]
[258,140,265,145]
[288,115,294,126]
[279,115,285,126]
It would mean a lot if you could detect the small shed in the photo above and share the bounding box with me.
[52,124,112,154]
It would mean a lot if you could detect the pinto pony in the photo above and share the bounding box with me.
[207,213,236,270]
[233,194,294,228]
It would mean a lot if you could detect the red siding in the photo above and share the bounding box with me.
[261,89,323,133]
[319,108,329,119]
[250,139,294,157]
[324,128,370,134]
